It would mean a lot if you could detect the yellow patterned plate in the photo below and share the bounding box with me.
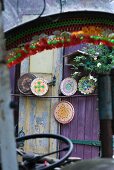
[31,78,48,96]
[54,101,75,124]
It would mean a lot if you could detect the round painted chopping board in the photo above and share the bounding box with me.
[54,101,75,124]
[78,76,96,95]
[18,73,36,94]
[31,78,48,96]
[60,77,77,96]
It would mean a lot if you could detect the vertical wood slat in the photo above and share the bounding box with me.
[83,96,98,159]
[91,96,100,158]
[49,48,63,155]
[83,96,91,159]
[84,96,93,159]
[75,97,86,159]
[60,97,78,157]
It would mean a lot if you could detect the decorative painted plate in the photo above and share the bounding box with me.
[18,73,36,94]
[54,101,75,124]
[31,78,48,96]
[78,76,96,95]
[60,77,77,96]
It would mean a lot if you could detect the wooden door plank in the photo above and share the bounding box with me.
[83,96,93,159]
[19,74,52,154]
[60,97,78,157]
[91,96,100,158]
[69,97,78,156]
[49,48,63,154]
[76,97,86,159]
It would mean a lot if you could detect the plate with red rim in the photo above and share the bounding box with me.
[60,77,77,96]
[31,78,48,96]
[18,73,37,94]
[54,101,75,124]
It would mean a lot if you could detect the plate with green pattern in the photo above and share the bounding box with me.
[31,78,48,96]
[78,76,96,95]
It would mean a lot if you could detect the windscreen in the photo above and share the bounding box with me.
[3,0,114,31]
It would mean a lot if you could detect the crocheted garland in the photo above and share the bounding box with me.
[6,26,114,68]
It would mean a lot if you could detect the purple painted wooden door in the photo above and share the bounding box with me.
[60,46,100,159]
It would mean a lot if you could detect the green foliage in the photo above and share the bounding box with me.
[72,44,114,77]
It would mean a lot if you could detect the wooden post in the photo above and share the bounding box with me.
[0,2,18,170]
[97,74,113,157]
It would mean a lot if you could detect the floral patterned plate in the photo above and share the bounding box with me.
[54,101,75,124]
[31,78,48,96]
[60,77,77,96]
[78,76,96,95]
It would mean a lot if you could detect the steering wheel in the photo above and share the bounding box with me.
[16,133,73,170]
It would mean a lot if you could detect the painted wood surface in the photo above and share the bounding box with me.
[18,49,63,155]
[30,50,54,74]
[60,45,100,159]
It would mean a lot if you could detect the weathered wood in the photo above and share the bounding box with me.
[30,50,54,74]
[49,48,63,154]
[19,49,63,155]
[0,2,18,169]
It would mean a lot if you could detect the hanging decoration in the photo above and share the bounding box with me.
[78,75,97,95]
[18,73,37,95]
[54,101,75,124]
[31,78,48,96]
[60,77,77,96]
[6,26,114,68]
